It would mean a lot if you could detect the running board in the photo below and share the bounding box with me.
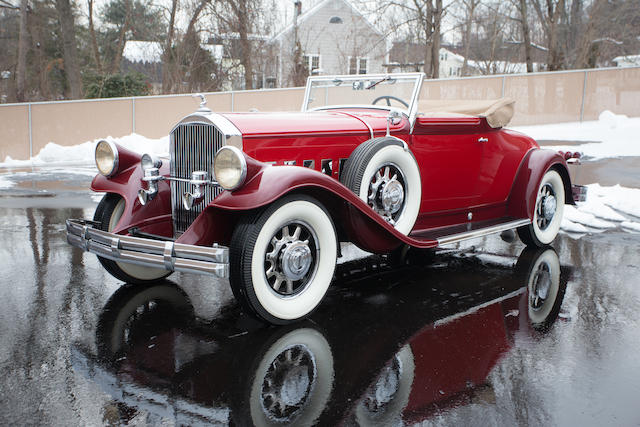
[437,219,530,246]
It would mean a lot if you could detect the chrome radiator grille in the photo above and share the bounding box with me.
[170,122,225,235]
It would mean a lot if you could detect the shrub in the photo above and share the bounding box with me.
[83,71,150,98]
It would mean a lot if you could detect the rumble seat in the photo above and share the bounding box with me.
[417,97,515,128]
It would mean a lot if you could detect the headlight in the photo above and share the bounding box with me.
[141,153,162,170]
[213,146,247,191]
[95,140,118,177]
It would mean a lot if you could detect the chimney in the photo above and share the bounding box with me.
[294,1,302,20]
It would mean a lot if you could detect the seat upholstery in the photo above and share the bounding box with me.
[417,97,515,128]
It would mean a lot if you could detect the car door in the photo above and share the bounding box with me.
[411,117,483,213]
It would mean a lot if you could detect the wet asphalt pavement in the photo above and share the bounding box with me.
[1,169,640,426]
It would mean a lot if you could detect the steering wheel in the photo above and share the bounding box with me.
[372,95,409,108]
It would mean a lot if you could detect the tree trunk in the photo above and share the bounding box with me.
[111,0,131,74]
[88,0,102,73]
[237,2,253,89]
[431,0,442,78]
[518,0,533,73]
[16,0,29,102]
[423,1,433,78]
[461,0,477,76]
[162,0,178,93]
[55,0,82,98]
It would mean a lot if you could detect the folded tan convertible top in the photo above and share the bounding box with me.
[417,97,515,128]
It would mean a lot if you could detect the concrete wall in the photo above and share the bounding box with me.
[1,66,639,161]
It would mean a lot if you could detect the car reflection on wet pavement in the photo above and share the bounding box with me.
[1,175,640,425]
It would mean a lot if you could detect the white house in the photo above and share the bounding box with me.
[612,55,640,68]
[271,0,389,86]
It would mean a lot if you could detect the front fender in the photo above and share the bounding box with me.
[506,149,573,221]
[176,165,438,252]
[91,162,173,236]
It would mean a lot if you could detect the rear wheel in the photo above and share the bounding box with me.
[229,195,337,324]
[518,169,565,247]
[94,194,171,283]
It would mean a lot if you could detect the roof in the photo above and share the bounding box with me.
[123,41,162,64]
[612,55,640,66]
[272,0,382,42]
[123,40,223,63]
[389,42,466,65]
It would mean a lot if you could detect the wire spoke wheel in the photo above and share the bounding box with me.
[367,163,407,225]
[264,222,318,297]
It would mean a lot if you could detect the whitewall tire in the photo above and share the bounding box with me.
[230,195,337,324]
[518,169,565,247]
[249,328,334,426]
[341,138,421,235]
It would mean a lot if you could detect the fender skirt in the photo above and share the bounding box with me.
[506,148,574,221]
[176,165,438,253]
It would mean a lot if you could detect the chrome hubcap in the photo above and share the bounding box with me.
[368,164,406,224]
[536,183,557,230]
[265,223,317,296]
[281,242,312,281]
[261,344,316,421]
[530,262,551,311]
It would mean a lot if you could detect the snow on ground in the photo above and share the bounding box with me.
[513,111,640,160]
[560,183,640,235]
[0,133,169,169]
[0,175,15,189]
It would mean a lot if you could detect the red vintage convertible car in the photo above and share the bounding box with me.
[66,73,585,324]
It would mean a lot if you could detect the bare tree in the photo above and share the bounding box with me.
[55,0,82,98]
[110,0,131,73]
[530,0,566,71]
[87,0,102,73]
[516,0,534,72]
[161,0,178,93]
[460,0,480,76]
[15,0,28,101]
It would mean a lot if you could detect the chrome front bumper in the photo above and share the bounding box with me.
[66,219,229,278]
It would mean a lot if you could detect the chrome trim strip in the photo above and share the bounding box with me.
[170,113,241,137]
[66,219,229,278]
[437,219,531,246]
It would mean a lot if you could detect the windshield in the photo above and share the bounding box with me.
[301,73,424,118]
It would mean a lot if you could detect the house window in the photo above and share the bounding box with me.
[303,54,321,75]
[329,16,343,23]
[348,56,368,74]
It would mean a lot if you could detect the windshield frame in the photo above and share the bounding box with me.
[301,72,425,130]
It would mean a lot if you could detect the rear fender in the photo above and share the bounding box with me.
[175,165,436,252]
[91,163,173,235]
[506,149,573,221]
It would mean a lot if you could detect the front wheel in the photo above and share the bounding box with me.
[229,195,338,324]
[94,194,171,283]
[518,169,565,247]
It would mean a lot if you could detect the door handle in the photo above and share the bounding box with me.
[478,137,489,143]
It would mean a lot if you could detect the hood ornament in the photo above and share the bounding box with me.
[193,93,212,114]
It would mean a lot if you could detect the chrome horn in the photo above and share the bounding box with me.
[138,167,160,205]
[182,171,209,210]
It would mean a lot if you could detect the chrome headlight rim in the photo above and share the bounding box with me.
[214,146,247,191]
[95,140,119,177]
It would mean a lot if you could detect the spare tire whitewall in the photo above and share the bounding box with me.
[230,195,337,324]
[341,138,421,235]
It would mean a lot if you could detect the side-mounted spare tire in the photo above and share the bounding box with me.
[340,137,421,235]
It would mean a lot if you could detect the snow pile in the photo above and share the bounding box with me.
[0,133,169,168]
[513,111,640,160]
[123,40,163,64]
[0,175,15,189]
[560,183,640,234]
